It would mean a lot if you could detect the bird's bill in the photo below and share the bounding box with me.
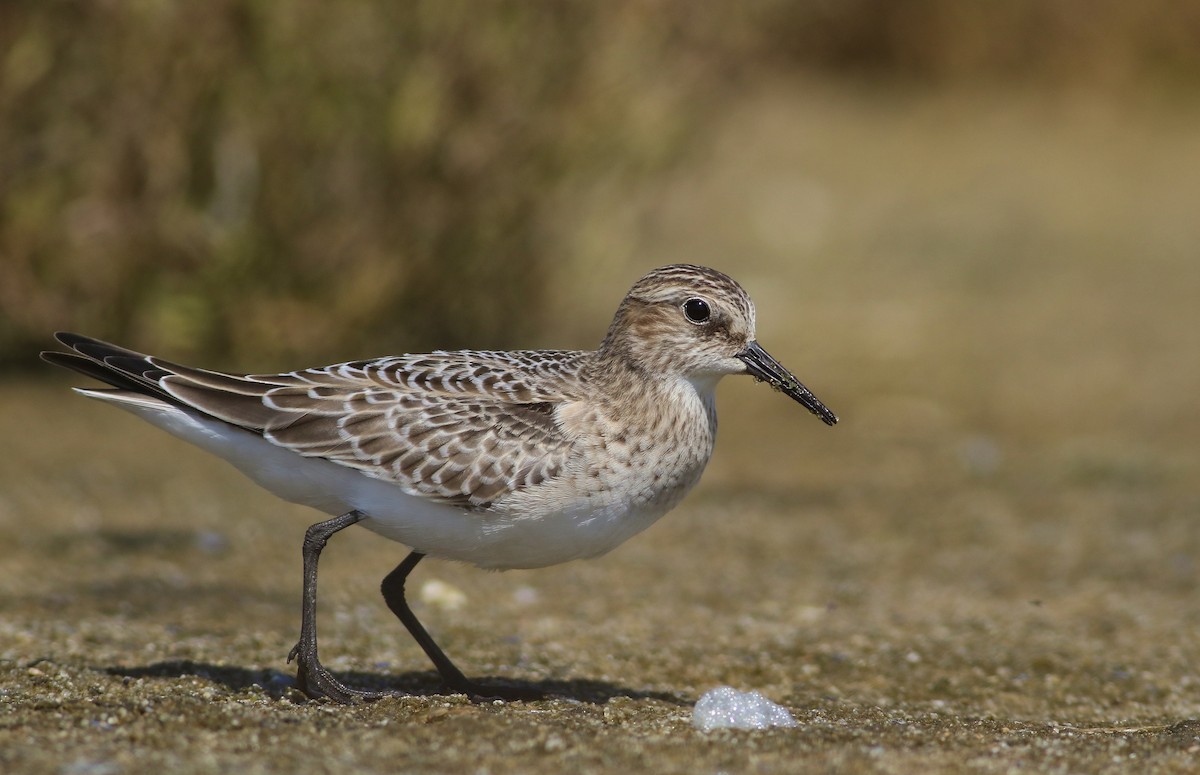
[736,341,838,426]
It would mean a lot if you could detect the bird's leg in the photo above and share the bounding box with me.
[287,510,385,703]
[381,551,544,701]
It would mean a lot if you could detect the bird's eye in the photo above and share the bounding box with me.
[682,298,711,323]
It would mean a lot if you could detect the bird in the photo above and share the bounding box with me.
[41,263,837,703]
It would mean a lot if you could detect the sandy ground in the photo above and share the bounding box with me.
[4,79,1200,773]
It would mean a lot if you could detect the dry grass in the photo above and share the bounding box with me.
[5,1,1200,368]
[3,80,1200,773]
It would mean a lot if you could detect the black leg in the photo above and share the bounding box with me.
[381,552,544,701]
[287,510,383,703]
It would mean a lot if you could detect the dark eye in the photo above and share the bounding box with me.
[682,297,711,323]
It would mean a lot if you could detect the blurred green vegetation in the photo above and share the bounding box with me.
[2,1,1198,369]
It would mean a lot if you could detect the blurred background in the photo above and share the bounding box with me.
[2,4,1200,763]
[3,0,1198,361]
[5,0,1199,491]
[3,0,1199,511]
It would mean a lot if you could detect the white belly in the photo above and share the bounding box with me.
[79,390,690,570]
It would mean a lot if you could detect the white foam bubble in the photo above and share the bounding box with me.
[419,579,467,611]
[692,687,798,731]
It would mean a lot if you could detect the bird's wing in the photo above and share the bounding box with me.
[44,334,588,509]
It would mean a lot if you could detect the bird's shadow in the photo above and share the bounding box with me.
[104,659,686,705]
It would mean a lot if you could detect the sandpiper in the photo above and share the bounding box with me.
[42,264,837,702]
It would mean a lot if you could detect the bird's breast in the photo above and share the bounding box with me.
[480,380,717,563]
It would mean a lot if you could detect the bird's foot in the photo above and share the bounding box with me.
[287,642,388,704]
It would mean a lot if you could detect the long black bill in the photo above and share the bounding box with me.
[736,341,838,426]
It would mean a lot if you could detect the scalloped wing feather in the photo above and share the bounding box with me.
[156,351,589,509]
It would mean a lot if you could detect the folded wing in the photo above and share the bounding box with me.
[43,333,587,509]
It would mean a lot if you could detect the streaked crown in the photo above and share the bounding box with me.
[599,264,758,378]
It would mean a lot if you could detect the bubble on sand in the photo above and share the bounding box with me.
[512,585,540,606]
[692,687,798,731]
[420,579,467,611]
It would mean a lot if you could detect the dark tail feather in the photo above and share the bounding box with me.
[41,332,174,402]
